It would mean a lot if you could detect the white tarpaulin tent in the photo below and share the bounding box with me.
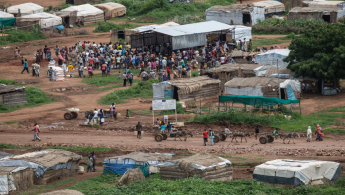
[59,4,104,25]
[253,1,285,15]
[255,49,290,67]
[132,22,180,33]
[21,13,62,29]
[7,3,44,16]
[0,11,14,18]
[253,159,341,186]
[229,25,252,42]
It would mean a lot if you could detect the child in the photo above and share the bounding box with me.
[106,64,111,76]
[118,71,121,79]
[126,109,129,119]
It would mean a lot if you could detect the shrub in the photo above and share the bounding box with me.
[94,21,139,33]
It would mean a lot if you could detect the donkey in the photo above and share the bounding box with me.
[174,130,193,141]
[280,133,296,144]
[231,132,251,143]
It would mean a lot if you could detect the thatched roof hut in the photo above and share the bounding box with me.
[0,84,27,107]
[206,4,265,25]
[0,167,34,194]
[230,50,262,64]
[205,63,264,94]
[153,76,221,102]
[159,153,233,181]
[0,149,82,185]
[224,77,301,99]
[94,3,126,20]
[287,7,344,23]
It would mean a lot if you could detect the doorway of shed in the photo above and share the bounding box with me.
[242,14,251,25]
[322,15,330,23]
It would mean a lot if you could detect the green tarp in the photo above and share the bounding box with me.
[0,18,16,27]
[219,95,300,106]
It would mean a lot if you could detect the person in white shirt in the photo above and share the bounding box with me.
[116,56,121,69]
[224,126,232,135]
[123,73,127,87]
[92,109,99,124]
[220,56,225,64]
[306,126,312,142]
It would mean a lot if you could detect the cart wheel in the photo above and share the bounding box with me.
[214,135,220,143]
[162,134,168,140]
[155,135,163,142]
[219,134,226,141]
[267,135,274,143]
[259,137,267,144]
[64,113,72,120]
[71,112,78,119]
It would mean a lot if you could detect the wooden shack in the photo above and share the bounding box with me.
[0,167,34,194]
[205,63,263,94]
[0,85,27,107]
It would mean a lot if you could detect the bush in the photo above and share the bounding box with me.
[94,21,139,33]
[0,26,46,45]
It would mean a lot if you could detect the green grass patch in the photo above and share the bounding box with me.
[96,85,124,91]
[0,143,113,152]
[0,79,22,86]
[328,106,345,113]
[4,121,15,124]
[94,21,139,33]
[0,87,55,113]
[69,173,345,195]
[178,153,196,157]
[98,79,159,104]
[0,143,22,149]
[252,35,292,49]
[0,26,46,45]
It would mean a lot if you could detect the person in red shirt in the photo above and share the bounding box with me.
[30,123,41,141]
[203,129,208,146]
[101,63,107,76]
[89,57,94,66]
[82,42,85,51]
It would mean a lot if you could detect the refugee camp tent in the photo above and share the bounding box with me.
[224,77,301,99]
[57,4,104,25]
[303,1,345,9]
[0,149,82,185]
[0,11,14,18]
[159,153,233,181]
[252,1,285,16]
[0,167,34,194]
[0,84,27,107]
[103,152,173,177]
[287,7,345,23]
[255,49,290,67]
[253,159,341,186]
[153,76,221,102]
[228,25,252,42]
[7,3,44,17]
[19,13,62,29]
[206,4,265,25]
[205,63,263,93]
[94,3,126,20]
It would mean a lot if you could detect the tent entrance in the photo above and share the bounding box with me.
[322,15,330,23]
[118,30,125,39]
[242,14,251,25]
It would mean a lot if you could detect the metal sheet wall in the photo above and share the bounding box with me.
[250,7,265,25]
[131,33,170,48]
[172,33,207,50]
[206,11,243,25]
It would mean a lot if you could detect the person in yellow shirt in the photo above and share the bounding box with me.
[68,64,74,78]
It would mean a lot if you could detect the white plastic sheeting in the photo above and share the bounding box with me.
[0,11,14,18]
[230,25,252,41]
[21,13,62,29]
[225,86,263,96]
[7,3,44,16]
[253,159,342,186]
[337,8,345,19]
[60,4,103,17]
[132,22,180,33]
[280,80,301,93]
[158,156,231,171]
[0,175,8,195]
[153,82,172,100]
[254,65,275,76]
[206,6,264,25]
[255,49,290,67]
[172,33,206,50]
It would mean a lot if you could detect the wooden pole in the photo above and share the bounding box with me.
[226,102,228,111]
[200,100,201,116]
[269,106,270,124]
[15,26,17,38]
[299,102,301,115]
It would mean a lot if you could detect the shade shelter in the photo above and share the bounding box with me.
[94,3,126,20]
[7,3,44,17]
[129,21,233,51]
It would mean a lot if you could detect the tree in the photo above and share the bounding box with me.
[284,23,345,81]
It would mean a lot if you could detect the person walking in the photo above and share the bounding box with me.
[88,65,93,78]
[136,122,142,139]
[126,109,130,119]
[255,126,259,140]
[86,155,93,173]
[47,67,53,81]
[109,103,115,119]
[92,109,99,125]
[306,126,312,142]
[79,64,85,78]
[30,123,41,141]
[128,72,133,86]
[21,59,29,74]
[209,128,214,146]
[101,63,107,76]
[99,109,104,125]
[123,72,127,87]
[160,122,166,133]
[91,152,96,172]
[203,129,208,146]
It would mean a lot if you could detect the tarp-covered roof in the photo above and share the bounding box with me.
[131,22,180,33]
[153,21,232,37]
[224,77,286,88]
[0,11,14,18]
[0,84,25,94]
[7,3,44,14]
[263,66,293,76]
[253,1,284,8]
[256,49,290,57]
[219,95,300,105]
[21,12,60,19]
[206,63,264,73]
[94,2,126,11]
[167,76,221,94]
[289,6,342,13]
[59,4,103,17]
[206,4,255,13]
[107,152,172,162]
[304,0,345,8]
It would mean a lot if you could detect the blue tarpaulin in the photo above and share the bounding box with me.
[164,89,174,99]
[103,162,149,177]
[286,86,297,100]
[55,25,64,30]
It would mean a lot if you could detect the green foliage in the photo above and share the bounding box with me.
[52,2,72,11]
[191,72,199,77]
[93,21,139,33]
[284,23,345,80]
[252,36,292,49]
[0,143,19,149]
[329,106,345,113]
[99,79,159,104]
[42,145,112,152]
[69,173,345,195]
[82,74,138,86]
[0,26,46,45]
[0,79,22,86]
[0,87,55,113]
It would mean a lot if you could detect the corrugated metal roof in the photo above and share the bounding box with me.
[153,21,233,37]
